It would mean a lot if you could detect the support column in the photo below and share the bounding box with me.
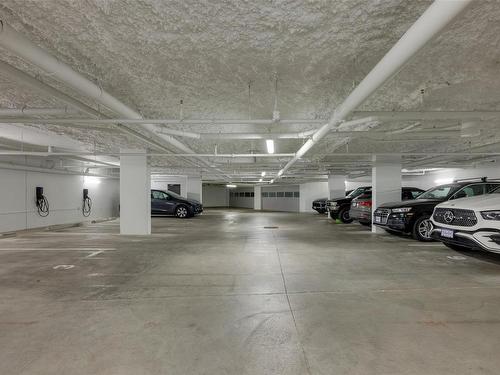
[254,185,262,210]
[120,149,151,235]
[372,155,401,234]
[187,176,202,203]
[328,175,346,199]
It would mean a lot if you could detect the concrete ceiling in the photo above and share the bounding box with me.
[0,0,500,183]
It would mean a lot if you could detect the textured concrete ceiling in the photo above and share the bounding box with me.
[0,0,499,181]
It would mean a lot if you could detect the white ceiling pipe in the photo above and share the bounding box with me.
[0,117,325,126]
[0,60,102,117]
[275,0,472,179]
[0,162,117,178]
[351,111,500,121]
[0,61,182,155]
[0,151,296,157]
[0,21,228,179]
[0,107,79,116]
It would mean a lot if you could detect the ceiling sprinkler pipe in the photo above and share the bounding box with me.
[275,0,473,179]
[0,107,79,116]
[0,20,229,179]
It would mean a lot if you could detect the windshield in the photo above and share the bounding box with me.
[346,187,369,198]
[417,184,457,200]
[165,190,184,199]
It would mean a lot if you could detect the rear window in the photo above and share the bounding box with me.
[417,185,455,200]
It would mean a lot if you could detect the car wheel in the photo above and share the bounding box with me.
[175,205,189,218]
[444,242,471,252]
[412,215,434,242]
[338,207,353,224]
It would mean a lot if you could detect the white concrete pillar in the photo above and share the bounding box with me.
[187,176,202,203]
[372,155,401,234]
[254,185,262,210]
[328,175,346,199]
[120,149,151,235]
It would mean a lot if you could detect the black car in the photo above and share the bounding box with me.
[350,187,425,225]
[151,189,203,218]
[373,178,500,241]
[312,198,328,214]
[326,186,371,223]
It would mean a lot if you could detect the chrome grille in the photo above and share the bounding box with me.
[374,208,391,224]
[433,208,477,227]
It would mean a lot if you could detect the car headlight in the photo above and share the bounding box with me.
[480,210,500,220]
[392,207,412,213]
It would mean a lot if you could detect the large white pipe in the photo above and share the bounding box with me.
[0,107,79,116]
[0,60,102,117]
[0,20,227,178]
[276,0,472,179]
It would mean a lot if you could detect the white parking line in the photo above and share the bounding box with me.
[407,243,445,247]
[0,248,116,251]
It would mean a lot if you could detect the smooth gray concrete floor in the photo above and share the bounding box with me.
[1,209,500,375]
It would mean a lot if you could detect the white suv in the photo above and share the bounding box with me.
[431,190,500,254]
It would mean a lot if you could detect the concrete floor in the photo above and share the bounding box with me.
[1,209,500,375]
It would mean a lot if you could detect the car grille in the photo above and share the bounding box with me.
[433,208,477,227]
[373,208,391,224]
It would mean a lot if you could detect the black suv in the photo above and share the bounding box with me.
[326,186,371,223]
[312,198,328,214]
[373,178,500,241]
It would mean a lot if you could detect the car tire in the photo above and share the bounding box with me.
[175,205,189,219]
[412,214,434,242]
[338,206,353,224]
[444,242,471,252]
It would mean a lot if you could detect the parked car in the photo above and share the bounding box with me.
[373,178,500,241]
[151,189,203,218]
[350,187,425,225]
[430,188,500,254]
[327,186,371,223]
[312,198,328,214]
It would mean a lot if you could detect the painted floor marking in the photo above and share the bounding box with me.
[407,243,445,247]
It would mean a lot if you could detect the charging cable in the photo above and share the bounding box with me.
[83,194,92,217]
[36,195,49,217]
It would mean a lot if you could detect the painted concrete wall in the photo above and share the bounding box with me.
[187,177,202,202]
[299,182,329,213]
[202,184,229,207]
[0,168,119,233]
[262,185,300,212]
[151,175,187,197]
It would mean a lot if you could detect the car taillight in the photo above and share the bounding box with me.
[359,201,372,208]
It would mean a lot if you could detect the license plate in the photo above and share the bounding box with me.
[375,216,381,223]
[441,229,454,239]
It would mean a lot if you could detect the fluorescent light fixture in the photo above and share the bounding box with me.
[259,178,263,182]
[226,184,237,188]
[266,139,275,154]
[83,176,101,185]
[435,178,454,184]
[270,179,275,184]
[261,171,266,177]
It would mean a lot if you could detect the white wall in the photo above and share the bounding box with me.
[202,184,229,207]
[151,175,187,197]
[187,176,202,202]
[0,168,119,233]
[299,182,329,213]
